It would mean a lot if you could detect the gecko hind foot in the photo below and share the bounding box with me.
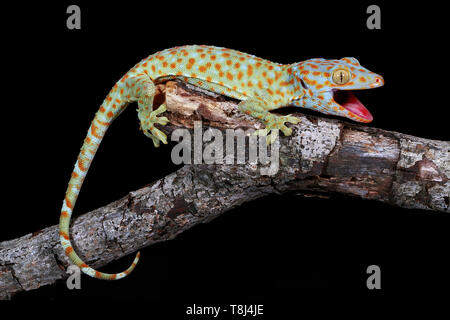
[139,103,169,147]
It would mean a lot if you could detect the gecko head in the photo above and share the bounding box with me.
[293,58,384,123]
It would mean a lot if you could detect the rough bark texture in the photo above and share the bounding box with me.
[1,80,448,299]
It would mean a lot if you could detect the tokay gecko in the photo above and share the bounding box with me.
[60,45,384,280]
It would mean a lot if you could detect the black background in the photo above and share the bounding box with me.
[1,0,449,315]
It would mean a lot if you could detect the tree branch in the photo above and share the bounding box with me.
[1,80,448,299]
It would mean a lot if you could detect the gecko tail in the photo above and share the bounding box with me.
[59,82,140,280]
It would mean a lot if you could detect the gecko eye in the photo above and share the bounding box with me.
[332,69,351,85]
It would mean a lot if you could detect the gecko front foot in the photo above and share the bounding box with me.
[254,114,301,144]
[139,104,169,147]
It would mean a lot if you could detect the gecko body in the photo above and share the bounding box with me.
[60,45,384,280]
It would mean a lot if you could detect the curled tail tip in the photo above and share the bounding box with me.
[90,251,141,280]
[64,250,141,280]
[109,251,141,280]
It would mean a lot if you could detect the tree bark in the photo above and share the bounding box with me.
[1,80,448,299]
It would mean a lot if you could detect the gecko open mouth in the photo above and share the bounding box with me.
[333,89,373,122]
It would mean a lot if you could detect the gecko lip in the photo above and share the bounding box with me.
[333,89,373,122]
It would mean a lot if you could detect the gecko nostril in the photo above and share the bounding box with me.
[374,76,384,85]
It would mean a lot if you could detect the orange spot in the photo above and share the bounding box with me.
[91,124,102,139]
[151,65,156,72]
[142,62,148,67]
[234,62,240,69]
[170,63,176,69]
[95,271,102,278]
[189,58,195,64]
[226,60,232,66]
[107,111,114,118]
[199,66,206,73]
[110,274,117,280]
[99,106,106,113]
[359,76,366,82]
[247,81,253,87]
[200,53,206,58]
[312,71,321,76]
[61,210,69,218]
[255,62,262,68]
[275,71,282,80]
[237,71,243,80]
[163,61,168,68]
[59,231,70,240]
[247,65,253,77]
[210,55,216,60]
[215,63,222,71]
[65,246,73,255]
[227,72,233,81]
[77,157,87,172]
[222,53,230,58]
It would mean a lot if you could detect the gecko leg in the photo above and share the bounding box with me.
[126,74,169,147]
[238,97,300,143]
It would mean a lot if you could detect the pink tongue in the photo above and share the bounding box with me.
[339,91,373,121]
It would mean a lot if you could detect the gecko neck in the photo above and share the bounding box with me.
[283,63,307,103]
